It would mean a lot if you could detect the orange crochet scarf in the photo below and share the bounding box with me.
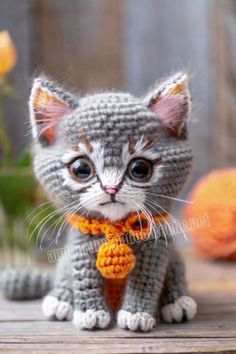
[67,212,169,280]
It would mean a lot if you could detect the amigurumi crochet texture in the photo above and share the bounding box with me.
[0,72,197,331]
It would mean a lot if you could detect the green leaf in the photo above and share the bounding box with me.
[0,168,37,217]
[17,150,32,167]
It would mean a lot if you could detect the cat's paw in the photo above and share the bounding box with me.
[161,296,197,323]
[73,309,111,329]
[42,295,73,321]
[117,310,155,332]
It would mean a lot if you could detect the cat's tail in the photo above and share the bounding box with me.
[0,269,52,300]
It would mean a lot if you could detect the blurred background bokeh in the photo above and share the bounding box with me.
[0,0,236,263]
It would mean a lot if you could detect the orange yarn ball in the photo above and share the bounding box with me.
[183,169,236,260]
[96,242,136,279]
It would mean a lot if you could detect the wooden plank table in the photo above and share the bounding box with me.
[0,250,236,353]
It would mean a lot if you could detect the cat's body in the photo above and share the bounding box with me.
[0,72,197,331]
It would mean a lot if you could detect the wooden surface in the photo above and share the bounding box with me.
[1,251,236,353]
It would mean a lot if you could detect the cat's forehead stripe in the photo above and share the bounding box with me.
[65,109,159,142]
[61,92,163,167]
[79,131,94,153]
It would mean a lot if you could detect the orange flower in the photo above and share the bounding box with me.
[0,31,17,78]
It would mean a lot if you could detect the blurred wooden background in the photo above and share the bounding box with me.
[0,0,236,190]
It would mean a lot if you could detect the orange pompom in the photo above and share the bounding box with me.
[96,242,136,279]
[183,169,236,260]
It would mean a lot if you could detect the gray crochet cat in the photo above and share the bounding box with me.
[0,72,197,331]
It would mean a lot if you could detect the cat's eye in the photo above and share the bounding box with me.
[69,158,94,182]
[128,158,153,182]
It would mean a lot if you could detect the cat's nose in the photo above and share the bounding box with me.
[105,186,118,195]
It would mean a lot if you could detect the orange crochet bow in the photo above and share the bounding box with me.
[67,212,169,279]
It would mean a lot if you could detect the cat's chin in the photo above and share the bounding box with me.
[95,203,134,222]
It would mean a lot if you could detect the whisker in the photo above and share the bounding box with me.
[145,197,188,242]
[145,204,170,246]
[134,202,154,240]
[48,192,106,247]
[54,202,85,246]
[146,191,193,204]
[144,198,174,233]
[124,188,192,204]
[39,203,79,249]
[29,200,78,244]
[136,208,143,236]
[26,203,58,240]
[144,201,169,245]
[25,201,54,221]
[142,204,160,242]
[36,205,74,248]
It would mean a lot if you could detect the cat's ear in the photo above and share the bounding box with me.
[144,72,191,138]
[29,77,78,145]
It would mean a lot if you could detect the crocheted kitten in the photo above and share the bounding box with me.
[1,72,197,331]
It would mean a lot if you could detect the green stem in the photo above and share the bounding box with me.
[5,216,14,249]
[0,82,13,166]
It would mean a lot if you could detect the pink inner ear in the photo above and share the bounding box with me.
[35,101,71,120]
[150,95,185,128]
[35,103,72,143]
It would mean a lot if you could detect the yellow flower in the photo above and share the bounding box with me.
[0,31,17,78]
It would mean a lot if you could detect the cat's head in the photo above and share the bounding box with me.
[29,73,193,222]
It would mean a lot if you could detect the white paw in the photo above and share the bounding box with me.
[161,296,197,323]
[117,310,155,332]
[42,295,73,321]
[73,309,111,329]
